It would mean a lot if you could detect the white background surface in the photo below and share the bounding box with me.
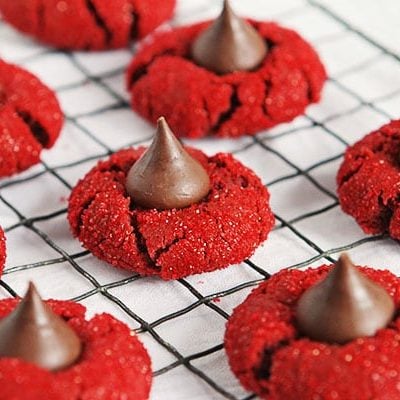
[1,1,400,399]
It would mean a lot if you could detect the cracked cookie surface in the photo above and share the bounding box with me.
[0,60,63,177]
[126,21,326,138]
[225,265,400,400]
[0,0,176,50]
[337,120,400,240]
[0,299,152,400]
[68,147,274,280]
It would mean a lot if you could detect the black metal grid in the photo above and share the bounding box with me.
[0,0,399,398]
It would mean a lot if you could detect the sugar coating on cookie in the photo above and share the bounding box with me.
[337,120,400,239]
[0,227,5,276]
[225,265,400,399]
[0,359,71,400]
[0,299,152,400]
[0,60,63,178]
[68,148,274,280]
[0,0,176,50]
[126,21,326,138]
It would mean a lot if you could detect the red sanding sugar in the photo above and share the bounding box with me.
[225,265,400,400]
[126,21,326,138]
[68,147,274,280]
[0,0,176,50]
[0,299,152,400]
[337,120,400,240]
[0,359,72,400]
[0,60,63,177]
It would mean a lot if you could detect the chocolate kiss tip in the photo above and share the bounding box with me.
[296,253,395,344]
[157,116,168,130]
[0,282,82,371]
[191,0,268,74]
[126,117,211,210]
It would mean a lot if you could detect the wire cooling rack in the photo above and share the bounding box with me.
[1,0,400,398]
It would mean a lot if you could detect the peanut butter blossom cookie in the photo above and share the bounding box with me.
[337,120,400,240]
[0,283,152,399]
[0,60,63,177]
[0,0,176,50]
[225,254,400,399]
[126,0,326,138]
[68,117,274,279]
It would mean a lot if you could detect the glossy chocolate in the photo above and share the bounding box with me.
[0,283,82,371]
[126,117,211,209]
[296,254,395,344]
[191,0,268,74]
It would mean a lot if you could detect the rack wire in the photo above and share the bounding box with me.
[0,0,399,398]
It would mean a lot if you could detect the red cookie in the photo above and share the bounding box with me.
[337,120,400,239]
[126,21,326,139]
[0,60,63,178]
[0,0,176,50]
[0,227,5,276]
[68,147,274,280]
[225,265,400,399]
[0,298,152,400]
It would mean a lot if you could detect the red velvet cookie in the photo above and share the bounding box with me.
[0,0,176,50]
[0,227,5,276]
[68,147,274,280]
[225,264,400,399]
[126,21,326,138]
[0,60,63,178]
[337,120,400,240]
[0,298,152,400]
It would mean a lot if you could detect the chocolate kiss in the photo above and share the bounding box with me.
[126,117,211,210]
[191,0,268,74]
[0,283,82,371]
[296,254,395,344]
